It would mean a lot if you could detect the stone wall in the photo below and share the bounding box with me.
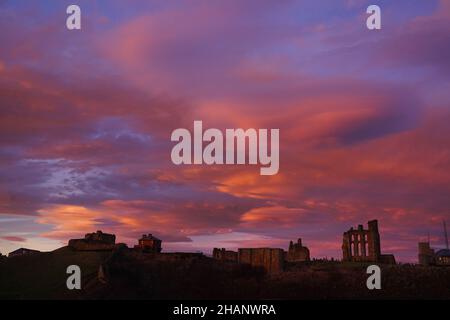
[238,248,284,274]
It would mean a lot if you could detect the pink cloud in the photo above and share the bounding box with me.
[1,236,26,242]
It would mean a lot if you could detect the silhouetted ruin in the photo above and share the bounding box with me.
[6,219,415,272]
[69,230,116,251]
[286,238,310,262]
[212,238,310,273]
[342,220,395,264]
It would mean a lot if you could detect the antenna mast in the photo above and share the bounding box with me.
[444,220,449,250]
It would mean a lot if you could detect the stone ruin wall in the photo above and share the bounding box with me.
[342,220,395,264]
[238,248,284,274]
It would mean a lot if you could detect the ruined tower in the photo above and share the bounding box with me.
[342,220,395,264]
[367,220,381,261]
[286,238,310,262]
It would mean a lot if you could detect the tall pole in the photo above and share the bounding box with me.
[444,220,449,250]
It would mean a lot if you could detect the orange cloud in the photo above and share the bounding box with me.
[37,205,103,239]
[240,206,307,228]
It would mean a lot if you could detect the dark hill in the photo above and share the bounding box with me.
[0,246,111,299]
[1,248,450,299]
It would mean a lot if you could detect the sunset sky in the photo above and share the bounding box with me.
[1,0,450,262]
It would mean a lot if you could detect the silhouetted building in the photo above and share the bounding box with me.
[8,248,40,257]
[135,234,162,253]
[418,221,450,266]
[418,241,435,266]
[69,230,116,251]
[286,238,310,262]
[436,249,450,265]
[342,220,395,264]
[437,220,450,265]
[420,246,450,266]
